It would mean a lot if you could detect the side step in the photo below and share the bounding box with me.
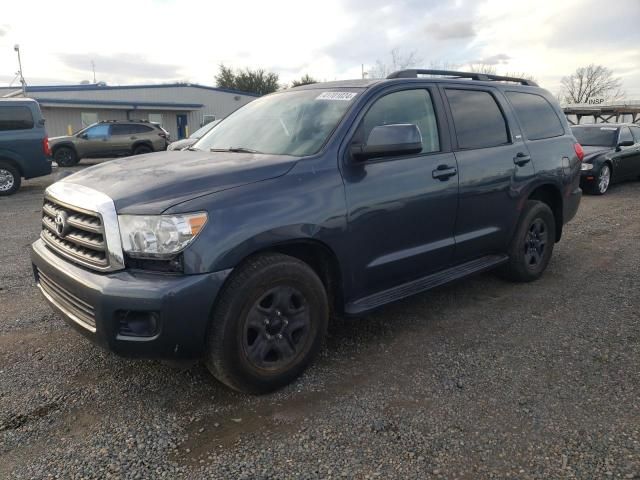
[345,254,508,315]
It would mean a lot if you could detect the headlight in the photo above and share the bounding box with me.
[581,163,594,171]
[118,213,207,258]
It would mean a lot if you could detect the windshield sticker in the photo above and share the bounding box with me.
[316,92,358,101]
[600,127,617,130]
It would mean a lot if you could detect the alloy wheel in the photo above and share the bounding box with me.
[0,168,15,192]
[598,165,611,194]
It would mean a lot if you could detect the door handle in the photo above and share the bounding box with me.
[513,152,531,166]
[130,136,138,140]
[432,164,457,180]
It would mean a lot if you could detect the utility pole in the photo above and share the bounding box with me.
[91,60,96,83]
[14,44,26,96]
[361,64,368,79]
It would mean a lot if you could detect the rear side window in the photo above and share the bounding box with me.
[0,106,34,131]
[445,89,509,149]
[630,126,640,143]
[131,124,153,134]
[111,124,135,135]
[506,91,564,140]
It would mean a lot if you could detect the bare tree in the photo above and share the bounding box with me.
[504,71,538,83]
[368,48,422,79]
[467,63,497,75]
[560,64,624,104]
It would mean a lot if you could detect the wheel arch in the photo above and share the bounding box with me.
[527,183,563,242]
[51,142,77,155]
[0,155,24,177]
[132,140,154,153]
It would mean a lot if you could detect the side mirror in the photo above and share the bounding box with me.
[351,124,422,161]
[79,133,88,140]
[618,140,634,148]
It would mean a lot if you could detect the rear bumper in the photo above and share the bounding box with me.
[31,239,231,359]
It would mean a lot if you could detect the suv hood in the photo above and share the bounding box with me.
[61,150,298,214]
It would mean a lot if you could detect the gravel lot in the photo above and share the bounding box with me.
[1,160,639,479]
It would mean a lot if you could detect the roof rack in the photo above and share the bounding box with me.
[98,119,152,124]
[386,69,538,87]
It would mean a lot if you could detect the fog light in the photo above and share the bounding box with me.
[116,310,160,338]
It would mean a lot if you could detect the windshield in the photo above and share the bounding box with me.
[190,119,220,139]
[193,89,361,156]
[571,126,618,147]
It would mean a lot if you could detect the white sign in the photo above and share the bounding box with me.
[316,92,357,101]
[585,97,606,106]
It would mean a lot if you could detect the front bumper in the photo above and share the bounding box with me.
[31,239,231,359]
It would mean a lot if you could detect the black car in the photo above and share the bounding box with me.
[572,123,640,195]
[31,70,582,393]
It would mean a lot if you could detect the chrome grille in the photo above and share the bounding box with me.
[37,269,96,332]
[41,197,109,269]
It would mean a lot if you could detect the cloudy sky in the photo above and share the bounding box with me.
[1,0,639,97]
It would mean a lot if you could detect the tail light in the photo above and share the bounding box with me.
[574,143,584,162]
[43,136,51,156]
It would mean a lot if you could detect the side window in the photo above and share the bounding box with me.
[357,89,440,153]
[132,124,153,134]
[0,106,34,131]
[630,126,640,143]
[619,127,634,144]
[111,124,134,136]
[445,89,509,149]
[84,124,110,139]
[506,91,564,140]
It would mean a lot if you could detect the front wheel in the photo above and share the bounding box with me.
[205,253,329,394]
[0,162,21,196]
[590,163,611,195]
[53,146,79,167]
[499,200,556,283]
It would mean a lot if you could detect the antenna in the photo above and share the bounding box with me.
[14,44,26,96]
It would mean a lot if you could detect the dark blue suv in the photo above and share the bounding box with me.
[0,98,52,195]
[31,70,582,393]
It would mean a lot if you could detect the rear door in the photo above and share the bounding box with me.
[109,123,135,154]
[441,86,535,262]
[629,125,640,177]
[341,86,459,300]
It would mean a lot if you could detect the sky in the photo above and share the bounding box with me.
[1,0,639,98]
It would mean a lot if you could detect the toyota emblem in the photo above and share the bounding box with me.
[54,211,69,238]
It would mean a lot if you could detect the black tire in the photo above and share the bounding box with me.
[588,163,611,195]
[205,253,329,394]
[133,144,153,155]
[499,200,556,283]
[53,146,79,167]
[0,162,21,196]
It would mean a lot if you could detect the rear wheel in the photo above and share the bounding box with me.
[0,162,20,196]
[133,144,152,155]
[205,253,328,394]
[53,146,79,167]
[499,200,556,282]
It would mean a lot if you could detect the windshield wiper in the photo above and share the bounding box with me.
[210,147,263,154]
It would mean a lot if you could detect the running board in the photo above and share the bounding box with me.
[345,254,508,315]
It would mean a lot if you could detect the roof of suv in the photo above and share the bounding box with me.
[571,123,636,128]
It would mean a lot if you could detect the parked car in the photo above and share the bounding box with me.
[49,120,169,167]
[167,119,221,151]
[0,98,51,196]
[31,70,582,393]
[571,123,640,195]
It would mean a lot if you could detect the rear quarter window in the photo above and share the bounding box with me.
[0,105,35,131]
[445,89,509,149]
[506,91,564,140]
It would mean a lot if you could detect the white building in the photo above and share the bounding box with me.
[0,83,258,139]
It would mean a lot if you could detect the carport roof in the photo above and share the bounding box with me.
[19,82,261,97]
[36,97,203,110]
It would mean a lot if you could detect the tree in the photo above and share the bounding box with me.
[215,64,280,95]
[560,64,624,105]
[468,63,497,75]
[290,74,318,88]
[368,48,421,79]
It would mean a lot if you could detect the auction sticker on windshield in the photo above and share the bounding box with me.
[316,92,358,101]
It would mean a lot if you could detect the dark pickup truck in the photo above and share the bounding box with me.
[31,70,582,393]
[0,98,51,195]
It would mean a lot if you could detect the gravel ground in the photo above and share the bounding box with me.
[1,161,639,479]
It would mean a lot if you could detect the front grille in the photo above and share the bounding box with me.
[41,197,109,270]
[36,269,96,332]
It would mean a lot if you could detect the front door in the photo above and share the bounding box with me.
[176,114,188,139]
[76,123,112,157]
[441,86,535,262]
[614,126,640,179]
[341,87,458,301]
